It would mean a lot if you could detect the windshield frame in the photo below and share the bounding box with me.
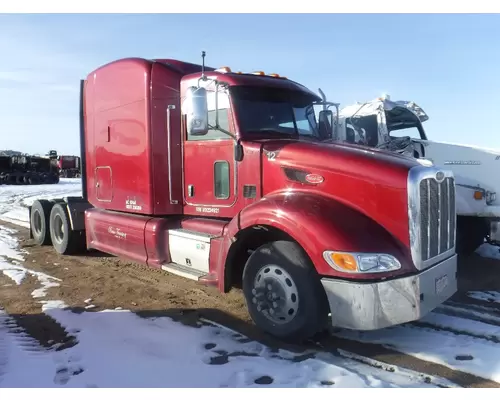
[228,85,322,141]
[385,107,427,141]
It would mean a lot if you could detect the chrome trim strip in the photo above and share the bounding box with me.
[446,177,456,248]
[438,180,442,253]
[167,105,179,205]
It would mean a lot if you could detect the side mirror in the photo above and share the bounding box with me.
[185,86,209,136]
[318,109,333,139]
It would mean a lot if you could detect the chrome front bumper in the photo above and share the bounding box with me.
[321,254,458,331]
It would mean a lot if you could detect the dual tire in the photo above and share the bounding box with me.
[30,200,85,254]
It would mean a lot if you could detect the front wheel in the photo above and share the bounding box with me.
[242,240,329,342]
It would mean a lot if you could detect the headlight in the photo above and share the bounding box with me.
[322,251,401,274]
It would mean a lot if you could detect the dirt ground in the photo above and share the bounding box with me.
[2,220,500,388]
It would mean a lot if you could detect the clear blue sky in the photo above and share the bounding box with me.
[1,13,499,155]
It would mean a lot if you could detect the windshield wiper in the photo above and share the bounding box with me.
[255,128,321,142]
[252,128,297,137]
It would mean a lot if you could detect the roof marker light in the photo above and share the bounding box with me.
[252,71,265,75]
[215,66,232,73]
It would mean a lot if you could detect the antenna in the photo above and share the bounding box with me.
[318,88,327,110]
[201,51,206,79]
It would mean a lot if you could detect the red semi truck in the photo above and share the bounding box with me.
[57,155,81,178]
[28,56,458,341]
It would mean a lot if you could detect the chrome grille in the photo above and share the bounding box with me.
[408,166,456,270]
[419,176,455,260]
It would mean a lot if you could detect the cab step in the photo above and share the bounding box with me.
[161,262,206,281]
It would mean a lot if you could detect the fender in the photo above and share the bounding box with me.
[219,190,414,285]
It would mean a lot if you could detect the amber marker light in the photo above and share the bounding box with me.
[329,252,358,271]
[474,190,483,200]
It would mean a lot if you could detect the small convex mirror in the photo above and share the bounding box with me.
[185,86,209,136]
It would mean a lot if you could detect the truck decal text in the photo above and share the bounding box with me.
[108,226,127,239]
[443,160,481,165]
[125,197,142,211]
[196,207,220,214]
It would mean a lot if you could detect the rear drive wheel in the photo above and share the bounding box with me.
[30,200,53,246]
[242,240,329,342]
[49,203,85,255]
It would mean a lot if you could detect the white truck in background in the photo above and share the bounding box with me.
[327,94,500,256]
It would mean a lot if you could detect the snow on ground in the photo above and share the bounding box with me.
[476,243,500,260]
[0,178,81,228]
[0,179,457,388]
[334,305,500,384]
[0,225,61,297]
[0,302,456,388]
[467,291,500,304]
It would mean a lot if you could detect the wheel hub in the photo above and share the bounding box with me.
[251,264,299,325]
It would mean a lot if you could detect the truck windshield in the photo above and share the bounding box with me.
[230,86,320,140]
[386,107,426,140]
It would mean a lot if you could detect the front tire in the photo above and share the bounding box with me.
[242,240,329,342]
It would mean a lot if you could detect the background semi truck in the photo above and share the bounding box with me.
[331,95,500,255]
[57,155,81,178]
[28,56,458,341]
[0,154,59,185]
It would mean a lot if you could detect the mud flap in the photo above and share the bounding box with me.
[63,197,92,231]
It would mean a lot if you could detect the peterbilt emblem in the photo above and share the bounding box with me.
[305,174,324,184]
[435,171,445,182]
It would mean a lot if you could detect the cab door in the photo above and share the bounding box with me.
[182,89,237,218]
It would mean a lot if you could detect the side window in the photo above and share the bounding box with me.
[187,90,231,141]
[214,161,230,199]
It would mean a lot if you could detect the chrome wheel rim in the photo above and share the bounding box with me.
[251,264,299,325]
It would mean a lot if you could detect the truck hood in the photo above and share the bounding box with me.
[259,139,423,248]
[261,139,419,178]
